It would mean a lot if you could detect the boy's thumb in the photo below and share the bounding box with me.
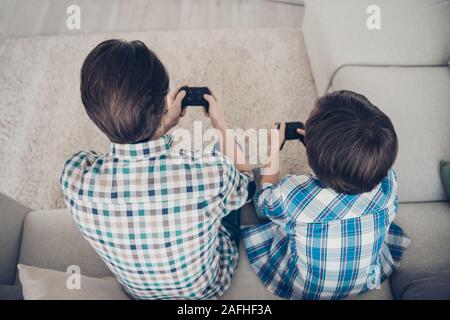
[203,94,215,102]
[175,90,186,104]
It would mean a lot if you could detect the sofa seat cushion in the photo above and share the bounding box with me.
[390,269,450,300]
[0,284,24,300]
[18,264,130,300]
[302,0,450,94]
[21,202,450,299]
[17,208,393,299]
[394,202,450,274]
[332,66,450,202]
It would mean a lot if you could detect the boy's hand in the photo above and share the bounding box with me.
[268,122,285,152]
[275,122,286,148]
[203,89,227,131]
[164,85,187,132]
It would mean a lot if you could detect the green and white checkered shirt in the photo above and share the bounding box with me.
[60,134,252,299]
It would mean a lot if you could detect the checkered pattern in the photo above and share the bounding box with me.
[60,134,252,299]
[241,170,411,300]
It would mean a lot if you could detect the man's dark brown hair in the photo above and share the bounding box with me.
[305,90,398,194]
[81,39,169,144]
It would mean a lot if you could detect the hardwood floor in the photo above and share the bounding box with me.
[0,0,304,38]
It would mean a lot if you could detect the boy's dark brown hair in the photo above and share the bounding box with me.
[305,90,398,194]
[80,39,169,144]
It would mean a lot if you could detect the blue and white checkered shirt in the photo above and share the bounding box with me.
[241,170,410,300]
[60,134,252,299]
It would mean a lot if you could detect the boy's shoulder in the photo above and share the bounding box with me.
[174,147,236,170]
[276,173,321,192]
[60,150,101,184]
[275,170,397,222]
[280,170,397,194]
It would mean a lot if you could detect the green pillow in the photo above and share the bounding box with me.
[440,160,450,200]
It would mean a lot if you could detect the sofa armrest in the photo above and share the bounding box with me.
[0,193,31,285]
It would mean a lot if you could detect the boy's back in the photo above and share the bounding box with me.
[60,39,253,299]
[242,91,410,299]
[242,170,408,299]
[61,136,249,299]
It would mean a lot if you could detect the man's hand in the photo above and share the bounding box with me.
[203,90,227,131]
[163,85,187,133]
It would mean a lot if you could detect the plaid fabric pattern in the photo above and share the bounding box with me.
[241,170,411,300]
[60,134,252,299]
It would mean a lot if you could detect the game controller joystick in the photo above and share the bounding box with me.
[180,86,211,111]
[276,121,305,150]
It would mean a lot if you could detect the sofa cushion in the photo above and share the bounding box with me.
[17,208,393,299]
[18,264,130,300]
[441,161,450,200]
[332,66,450,202]
[303,0,450,94]
[390,269,450,300]
[0,193,31,285]
[394,202,450,274]
[0,284,24,300]
[17,209,112,284]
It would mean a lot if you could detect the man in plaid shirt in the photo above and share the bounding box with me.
[242,91,411,299]
[61,40,253,299]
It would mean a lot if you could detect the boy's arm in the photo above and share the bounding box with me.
[203,91,252,174]
[260,123,284,185]
[219,157,255,214]
[158,85,187,137]
[256,177,289,220]
[260,123,305,186]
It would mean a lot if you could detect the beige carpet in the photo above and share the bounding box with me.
[0,28,317,210]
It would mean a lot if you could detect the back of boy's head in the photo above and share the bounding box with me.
[80,39,169,144]
[305,90,398,194]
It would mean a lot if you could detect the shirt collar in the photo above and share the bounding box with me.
[110,134,173,160]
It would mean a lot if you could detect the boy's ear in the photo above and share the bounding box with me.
[152,124,165,140]
[165,95,170,110]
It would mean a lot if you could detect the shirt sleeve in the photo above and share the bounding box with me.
[218,156,255,216]
[59,151,94,200]
[256,176,292,220]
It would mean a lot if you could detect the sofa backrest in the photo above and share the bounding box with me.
[332,66,450,203]
[303,0,450,94]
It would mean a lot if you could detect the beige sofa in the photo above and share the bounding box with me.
[0,0,449,300]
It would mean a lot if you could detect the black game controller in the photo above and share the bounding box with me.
[277,121,305,150]
[180,86,211,111]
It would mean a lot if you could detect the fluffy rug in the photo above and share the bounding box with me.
[0,28,317,209]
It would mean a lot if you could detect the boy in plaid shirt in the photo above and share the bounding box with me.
[60,40,254,299]
[242,91,410,299]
